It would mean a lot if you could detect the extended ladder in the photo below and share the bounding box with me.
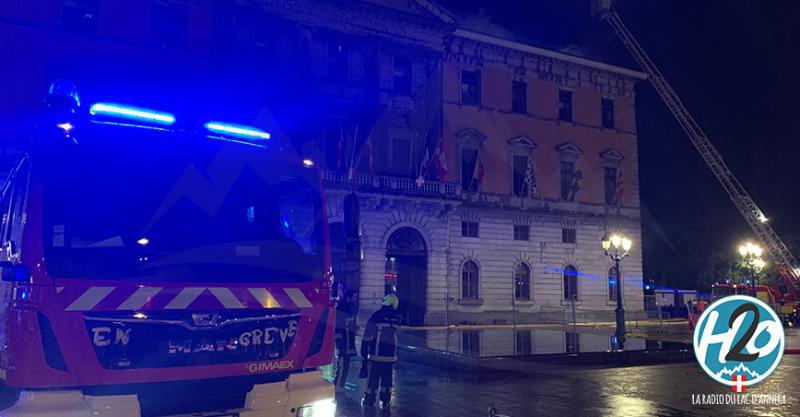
[593,0,800,297]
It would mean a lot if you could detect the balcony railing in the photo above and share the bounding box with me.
[322,171,641,218]
[322,170,460,197]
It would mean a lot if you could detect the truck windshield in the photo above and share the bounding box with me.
[42,133,324,282]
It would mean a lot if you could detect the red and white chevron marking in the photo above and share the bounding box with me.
[63,286,314,311]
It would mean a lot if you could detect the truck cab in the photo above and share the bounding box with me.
[0,83,335,417]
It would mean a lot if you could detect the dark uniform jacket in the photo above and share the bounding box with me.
[360,306,401,363]
[335,301,357,356]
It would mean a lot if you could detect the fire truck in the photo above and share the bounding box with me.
[0,81,336,417]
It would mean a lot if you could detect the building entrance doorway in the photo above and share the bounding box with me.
[385,227,427,326]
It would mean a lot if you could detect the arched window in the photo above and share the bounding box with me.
[608,267,618,302]
[515,263,531,300]
[462,261,479,299]
[563,265,578,301]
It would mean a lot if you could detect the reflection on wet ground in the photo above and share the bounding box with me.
[397,327,693,374]
[401,327,679,357]
[333,355,799,417]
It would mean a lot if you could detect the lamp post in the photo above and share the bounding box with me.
[602,233,632,350]
[738,242,765,297]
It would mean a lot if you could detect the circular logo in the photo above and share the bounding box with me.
[693,295,784,389]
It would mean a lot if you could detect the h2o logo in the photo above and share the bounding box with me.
[693,295,784,390]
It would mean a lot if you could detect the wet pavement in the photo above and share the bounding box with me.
[332,355,799,417]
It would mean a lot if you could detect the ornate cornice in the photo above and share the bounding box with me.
[444,32,641,98]
[252,0,453,51]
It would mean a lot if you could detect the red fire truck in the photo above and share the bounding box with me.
[0,82,336,417]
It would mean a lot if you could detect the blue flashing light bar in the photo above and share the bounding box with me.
[89,103,176,126]
[204,122,270,140]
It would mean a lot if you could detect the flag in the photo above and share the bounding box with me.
[335,124,345,171]
[614,168,623,206]
[429,137,447,180]
[416,146,430,187]
[346,124,360,181]
[568,170,583,202]
[471,153,485,190]
[523,157,537,197]
[362,135,373,175]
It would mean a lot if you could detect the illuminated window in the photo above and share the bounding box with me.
[515,263,531,300]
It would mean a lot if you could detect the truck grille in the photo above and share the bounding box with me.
[84,310,300,369]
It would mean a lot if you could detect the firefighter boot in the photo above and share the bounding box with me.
[379,389,391,410]
[362,393,376,407]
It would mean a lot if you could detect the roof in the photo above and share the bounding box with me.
[358,0,456,24]
[453,29,647,80]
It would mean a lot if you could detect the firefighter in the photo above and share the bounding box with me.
[334,288,358,392]
[360,293,401,409]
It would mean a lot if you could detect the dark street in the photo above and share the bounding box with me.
[332,355,798,417]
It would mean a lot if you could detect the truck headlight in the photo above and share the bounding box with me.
[295,399,336,417]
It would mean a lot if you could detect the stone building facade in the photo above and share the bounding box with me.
[327,25,648,325]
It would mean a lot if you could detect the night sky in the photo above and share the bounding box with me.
[438,0,800,290]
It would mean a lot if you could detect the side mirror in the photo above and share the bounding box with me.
[0,262,31,283]
[0,261,14,282]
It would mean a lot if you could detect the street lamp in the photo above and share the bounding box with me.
[602,233,632,350]
[738,242,765,298]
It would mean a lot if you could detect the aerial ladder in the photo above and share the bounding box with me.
[592,0,800,306]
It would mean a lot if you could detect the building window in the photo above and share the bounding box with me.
[560,161,575,201]
[563,265,578,300]
[461,261,479,299]
[61,0,98,36]
[152,1,187,49]
[461,148,479,192]
[512,80,527,114]
[562,228,576,244]
[565,332,580,353]
[461,70,481,106]
[393,57,412,95]
[515,263,531,300]
[515,330,532,355]
[327,41,348,81]
[462,330,480,355]
[558,89,573,122]
[513,225,529,241]
[461,221,479,238]
[391,137,413,175]
[604,167,618,205]
[602,98,615,129]
[608,267,618,302]
[512,155,529,197]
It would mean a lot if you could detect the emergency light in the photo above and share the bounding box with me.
[204,122,270,140]
[89,103,176,126]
